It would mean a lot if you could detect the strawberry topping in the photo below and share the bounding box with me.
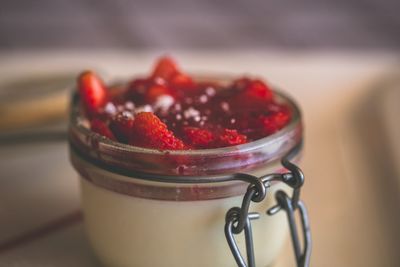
[183,127,215,149]
[79,57,292,150]
[129,112,186,150]
[217,129,247,147]
[90,119,116,140]
[78,71,108,117]
[151,56,179,81]
[261,110,291,135]
[109,111,135,143]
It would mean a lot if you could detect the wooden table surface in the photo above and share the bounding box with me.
[0,51,399,266]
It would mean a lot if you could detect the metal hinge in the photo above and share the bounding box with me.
[224,144,312,267]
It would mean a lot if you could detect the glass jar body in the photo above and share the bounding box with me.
[68,79,303,266]
[72,149,292,267]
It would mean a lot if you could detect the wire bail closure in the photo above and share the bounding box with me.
[224,143,312,267]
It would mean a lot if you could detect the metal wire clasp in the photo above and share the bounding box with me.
[224,144,312,267]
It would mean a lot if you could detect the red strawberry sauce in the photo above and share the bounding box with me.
[78,57,292,150]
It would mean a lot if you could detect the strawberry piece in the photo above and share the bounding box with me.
[244,80,273,101]
[218,129,247,147]
[78,71,109,117]
[145,85,173,103]
[126,78,151,105]
[183,127,215,148]
[170,73,194,90]
[231,78,273,109]
[151,56,179,81]
[130,112,186,150]
[261,110,291,135]
[110,111,135,143]
[78,57,293,150]
[90,119,116,140]
[232,77,252,91]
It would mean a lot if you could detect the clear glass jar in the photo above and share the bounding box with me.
[68,78,303,267]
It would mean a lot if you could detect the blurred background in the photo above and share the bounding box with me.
[0,1,400,267]
[1,0,400,51]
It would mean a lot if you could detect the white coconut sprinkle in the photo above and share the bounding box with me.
[221,101,230,112]
[205,87,216,96]
[135,104,153,114]
[199,95,208,103]
[104,102,117,115]
[125,101,135,110]
[121,110,134,119]
[184,107,200,119]
[174,103,182,111]
[154,77,166,85]
[176,114,182,120]
[154,95,174,112]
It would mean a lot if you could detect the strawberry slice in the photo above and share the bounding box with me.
[90,119,116,141]
[78,71,109,117]
[129,112,186,150]
[231,78,273,109]
[217,129,247,147]
[110,111,135,143]
[183,127,215,148]
[261,110,291,135]
[151,56,179,81]
[170,73,194,90]
[244,80,273,101]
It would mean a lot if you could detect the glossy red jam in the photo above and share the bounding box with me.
[77,57,291,150]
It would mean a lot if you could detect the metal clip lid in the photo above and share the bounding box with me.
[224,143,312,267]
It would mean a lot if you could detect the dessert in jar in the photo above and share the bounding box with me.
[68,57,303,267]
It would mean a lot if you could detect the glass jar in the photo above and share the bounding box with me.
[68,78,303,267]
